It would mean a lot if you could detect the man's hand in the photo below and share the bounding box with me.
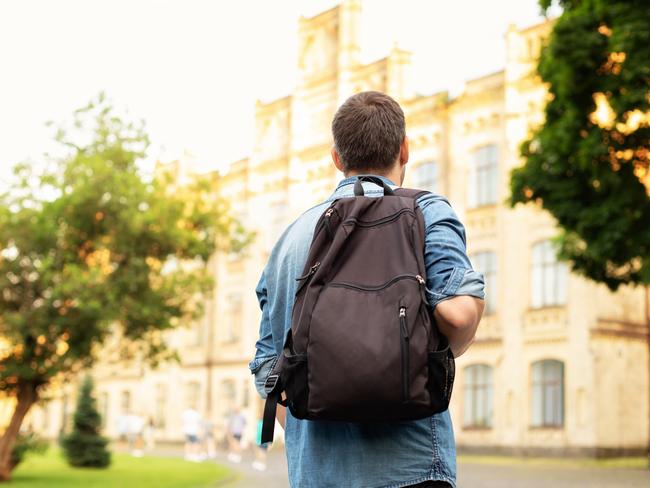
[434,295,484,357]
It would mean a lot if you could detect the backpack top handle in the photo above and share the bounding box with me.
[353,175,396,197]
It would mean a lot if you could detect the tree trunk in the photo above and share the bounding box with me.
[0,383,38,481]
[646,285,650,468]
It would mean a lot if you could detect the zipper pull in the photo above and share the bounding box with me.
[399,307,409,339]
[295,261,321,281]
[309,261,321,274]
[416,275,425,285]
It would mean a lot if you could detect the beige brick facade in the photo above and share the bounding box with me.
[25,1,648,455]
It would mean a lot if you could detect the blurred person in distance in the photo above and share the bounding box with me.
[128,412,145,457]
[226,405,246,463]
[181,404,204,462]
[203,416,217,459]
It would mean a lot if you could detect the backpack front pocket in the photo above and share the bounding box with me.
[427,337,455,413]
[307,277,430,421]
[283,352,309,419]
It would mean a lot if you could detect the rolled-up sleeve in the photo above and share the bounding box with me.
[248,268,278,398]
[416,194,485,308]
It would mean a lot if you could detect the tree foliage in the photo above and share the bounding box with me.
[61,375,110,468]
[510,0,650,290]
[10,432,48,471]
[0,93,251,479]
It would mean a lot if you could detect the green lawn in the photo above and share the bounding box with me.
[10,449,234,488]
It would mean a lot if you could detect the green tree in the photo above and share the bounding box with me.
[10,432,48,472]
[0,93,251,480]
[61,375,110,468]
[510,0,650,290]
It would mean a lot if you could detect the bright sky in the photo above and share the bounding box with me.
[0,0,550,179]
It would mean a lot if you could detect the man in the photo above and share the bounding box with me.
[250,91,485,488]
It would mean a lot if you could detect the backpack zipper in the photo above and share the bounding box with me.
[399,306,410,402]
[312,206,338,241]
[294,261,321,296]
[329,274,425,292]
[343,208,415,228]
[324,207,335,239]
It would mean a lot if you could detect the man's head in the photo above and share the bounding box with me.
[331,91,408,182]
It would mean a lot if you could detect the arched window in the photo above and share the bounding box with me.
[531,359,564,427]
[186,381,201,409]
[413,161,438,193]
[221,379,237,413]
[463,364,494,428]
[531,240,567,308]
[120,390,131,414]
[468,144,498,207]
[223,292,243,344]
[471,252,497,314]
[99,392,109,429]
[155,384,167,429]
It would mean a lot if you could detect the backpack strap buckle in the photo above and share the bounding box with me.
[261,374,282,444]
[264,374,280,395]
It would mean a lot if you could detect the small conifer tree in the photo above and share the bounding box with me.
[61,375,111,468]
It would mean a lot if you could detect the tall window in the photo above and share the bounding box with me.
[61,393,70,433]
[223,293,243,343]
[463,364,494,428]
[413,161,438,192]
[120,390,131,414]
[186,381,201,409]
[99,392,109,428]
[242,379,250,408]
[190,315,205,347]
[471,252,497,314]
[531,240,568,308]
[220,379,237,414]
[531,360,564,427]
[155,384,167,428]
[469,144,498,207]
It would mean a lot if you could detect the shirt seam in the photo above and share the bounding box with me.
[380,474,456,488]
[440,267,466,296]
[248,354,277,374]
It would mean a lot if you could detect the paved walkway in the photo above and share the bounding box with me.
[139,444,649,487]
[216,448,650,488]
[215,448,287,487]
[457,461,650,488]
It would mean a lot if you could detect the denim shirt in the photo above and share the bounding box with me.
[249,175,485,488]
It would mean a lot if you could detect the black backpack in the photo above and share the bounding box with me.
[261,176,455,443]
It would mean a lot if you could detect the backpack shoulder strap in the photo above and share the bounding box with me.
[393,187,431,202]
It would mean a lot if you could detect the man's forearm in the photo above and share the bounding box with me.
[434,295,484,357]
[436,318,478,357]
[277,405,286,429]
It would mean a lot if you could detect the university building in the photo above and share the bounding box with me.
[26,1,648,455]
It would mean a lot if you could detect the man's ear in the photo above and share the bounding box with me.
[399,136,409,167]
[331,146,345,174]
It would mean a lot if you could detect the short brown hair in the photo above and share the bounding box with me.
[331,91,405,173]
